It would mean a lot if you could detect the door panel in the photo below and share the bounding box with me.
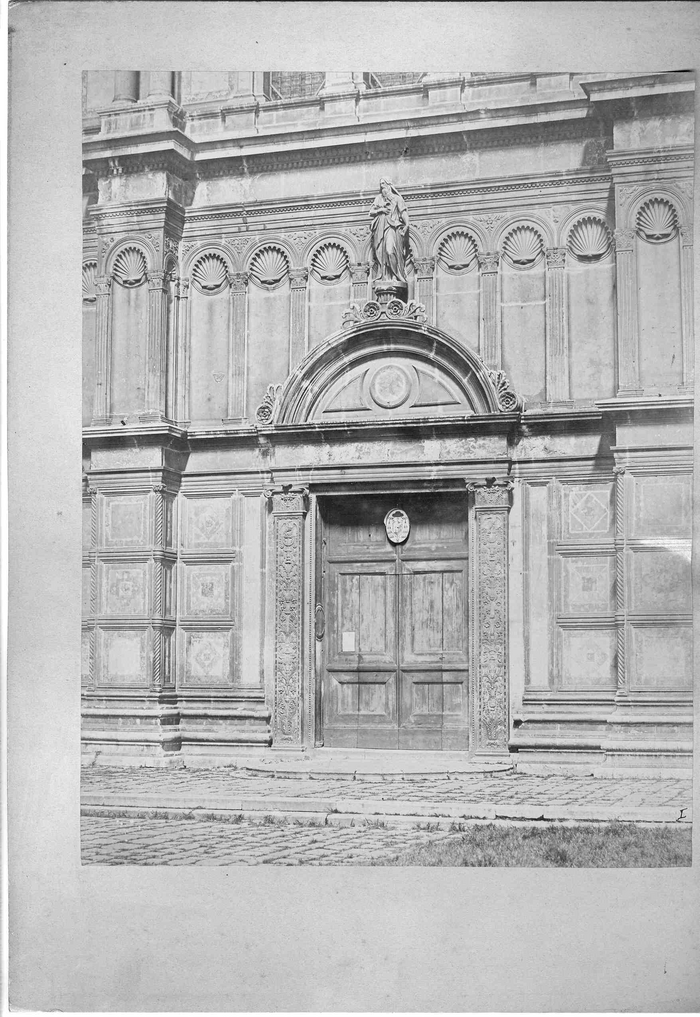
[320,494,470,750]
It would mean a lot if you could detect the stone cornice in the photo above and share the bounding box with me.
[606,145,694,170]
[579,72,694,102]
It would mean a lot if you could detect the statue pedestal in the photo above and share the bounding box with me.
[374,282,407,305]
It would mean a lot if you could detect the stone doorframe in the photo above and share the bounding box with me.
[268,478,513,758]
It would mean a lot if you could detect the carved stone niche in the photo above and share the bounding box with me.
[275,318,522,426]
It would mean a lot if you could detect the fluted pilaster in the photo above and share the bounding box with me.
[349,262,370,304]
[227,272,248,420]
[545,248,569,402]
[478,253,500,369]
[142,271,168,421]
[289,268,309,369]
[414,257,435,324]
[680,226,694,391]
[613,228,641,395]
[92,276,112,424]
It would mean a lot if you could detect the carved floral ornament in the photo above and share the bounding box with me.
[191,252,229,294]
[112,246,147,286]
[342,298,427,327]
[636,197,679,243]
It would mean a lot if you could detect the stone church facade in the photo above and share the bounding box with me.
[81,71,695,768]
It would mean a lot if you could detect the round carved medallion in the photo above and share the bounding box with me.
[370,365,411,409]
[384,508,410,544]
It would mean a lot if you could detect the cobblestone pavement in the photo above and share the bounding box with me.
[82,766,691,809]
[81,815,458,866]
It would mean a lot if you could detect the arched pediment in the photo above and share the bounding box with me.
[272,303,523,427]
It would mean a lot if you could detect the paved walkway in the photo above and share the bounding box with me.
[81,767,692,866]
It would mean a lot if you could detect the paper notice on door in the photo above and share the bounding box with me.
[342,631,356,652]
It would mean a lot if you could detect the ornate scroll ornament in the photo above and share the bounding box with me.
[567,217,612,261]
[249,246,289,286]
[341,298,427,327]
[225,234,255,259]
[112,246,147,286]
[192,252,229,293]
[467,477,514,507]
[274,515,303,743]
[311,242,349,282]
[255,383,282,426]
[488,369,525,412]
[82,262,97,302]
[636,197,679,242]
[437,231,478,272]
[384,508,410,545]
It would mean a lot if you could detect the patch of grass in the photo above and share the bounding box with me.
[369,822,692,867]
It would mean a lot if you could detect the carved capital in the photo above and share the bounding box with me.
[477,252,499,273]
[613,228,636,253]
[228,271,249,293]
[175,276,190,298]
[680,225,693,247]
[545,247,567,270]
[467,478,514,508]
[612,465,626,476]
[152,483,166,493]
[270,487,309,515]
[413,257,435,277]
[147,271,167,289]
[94,276,112,296]
[289,267,309,289]
[349,262,370,283]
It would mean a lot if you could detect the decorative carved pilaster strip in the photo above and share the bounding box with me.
[349,262,370,305]
[545,248,569,401]
[271,490,309,746]
[679,227,694,390]
[467,479,512,755]
[613,466,628,696]
[289,268,309,369]
[174,277,190,422]
[153,484,166,547]
[142,271,168,420]
[152,629,163,692]
[613,228,641,395]
[413,257,435,324]
[226,271,248,419]
[477,253,501,369]
[87,486,98,549]
[92,276,112,424]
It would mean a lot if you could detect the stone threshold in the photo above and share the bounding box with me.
[80,793,692,826]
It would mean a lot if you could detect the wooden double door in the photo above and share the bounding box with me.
[318,493,470,750]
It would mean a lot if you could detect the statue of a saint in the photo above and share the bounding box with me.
[369,179,410,294]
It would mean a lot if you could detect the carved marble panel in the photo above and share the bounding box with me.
[631,474,692,539]
[629,549,692,614]
[183,563,232,618]
[102,562,149,616]
[561,629,617,689]
[562,484,614,540]
[279,435,507,468]
[103,495,149,548]
[82,567,93,616]
[82,500,93,551]
[472,503,510,751]
[560,556,615,616]
[99,629,148,686]
[630,625,693,690]
[182,630,233,686]
[273,513,304,744]
[182,496,234,550]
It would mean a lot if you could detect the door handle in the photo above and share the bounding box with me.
[315,604,325,640]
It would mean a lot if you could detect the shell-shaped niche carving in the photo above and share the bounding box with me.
[636,198,679,242]
[192,253,229,293]
[311,243,349,282]
[438,231,477,272]
[82,262,97,301]
[567,217,612,261]
[249,246,289,286]
[112,247,147,286]
[502,225,543,267]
